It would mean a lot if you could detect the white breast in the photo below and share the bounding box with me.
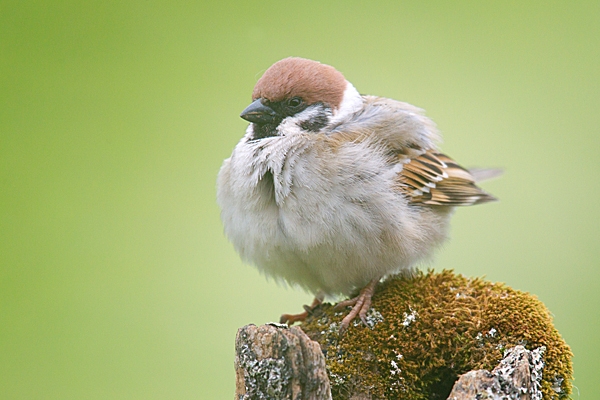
[217,128,450,297]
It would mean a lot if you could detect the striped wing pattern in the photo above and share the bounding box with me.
[398,152,497,206]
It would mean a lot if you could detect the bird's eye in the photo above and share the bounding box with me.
[288,97,303,108]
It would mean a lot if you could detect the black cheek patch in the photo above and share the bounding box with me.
[300,113,329,132]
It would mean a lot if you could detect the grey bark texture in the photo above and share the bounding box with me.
[447,345,546,400]
[234,324,545,400]
[234,323,332,400]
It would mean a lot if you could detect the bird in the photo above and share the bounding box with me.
[217,57,499,332]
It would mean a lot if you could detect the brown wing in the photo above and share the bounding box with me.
[397,152,497,206]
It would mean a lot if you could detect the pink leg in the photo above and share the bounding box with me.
[280,294,324,325]
[334,278,380,332]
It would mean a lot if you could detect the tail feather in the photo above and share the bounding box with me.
[468,168,503,183]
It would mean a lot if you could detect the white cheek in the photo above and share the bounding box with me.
[277,106,331,136]
[277,117,304,136]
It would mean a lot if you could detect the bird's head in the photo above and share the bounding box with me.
[241,57,363,139]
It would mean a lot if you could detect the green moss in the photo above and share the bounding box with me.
[300,270,572,400]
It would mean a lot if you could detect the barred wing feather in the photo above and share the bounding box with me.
[398,152,497,206]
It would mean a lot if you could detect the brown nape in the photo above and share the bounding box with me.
[252,57,348,110]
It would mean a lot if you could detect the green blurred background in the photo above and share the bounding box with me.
[1,1,598,398]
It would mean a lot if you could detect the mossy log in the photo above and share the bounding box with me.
[235,270,572,400]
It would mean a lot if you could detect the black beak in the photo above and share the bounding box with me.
[240,99,278,124]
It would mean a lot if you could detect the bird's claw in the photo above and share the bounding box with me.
[335,278,379,332]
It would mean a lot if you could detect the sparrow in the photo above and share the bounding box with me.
[217,57,499,331]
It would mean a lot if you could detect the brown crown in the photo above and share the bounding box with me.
[252,57,348,109]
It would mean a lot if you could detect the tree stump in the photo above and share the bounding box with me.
[235,325,548,400]
[234,272,572,399]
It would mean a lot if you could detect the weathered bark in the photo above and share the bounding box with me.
[447,345,545,400]
[234,323,332,400]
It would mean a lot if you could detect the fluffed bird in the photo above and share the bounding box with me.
[217,57,499,331]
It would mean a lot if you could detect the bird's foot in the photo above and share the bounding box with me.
[334,278,380,333]
[280,295,323,325]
